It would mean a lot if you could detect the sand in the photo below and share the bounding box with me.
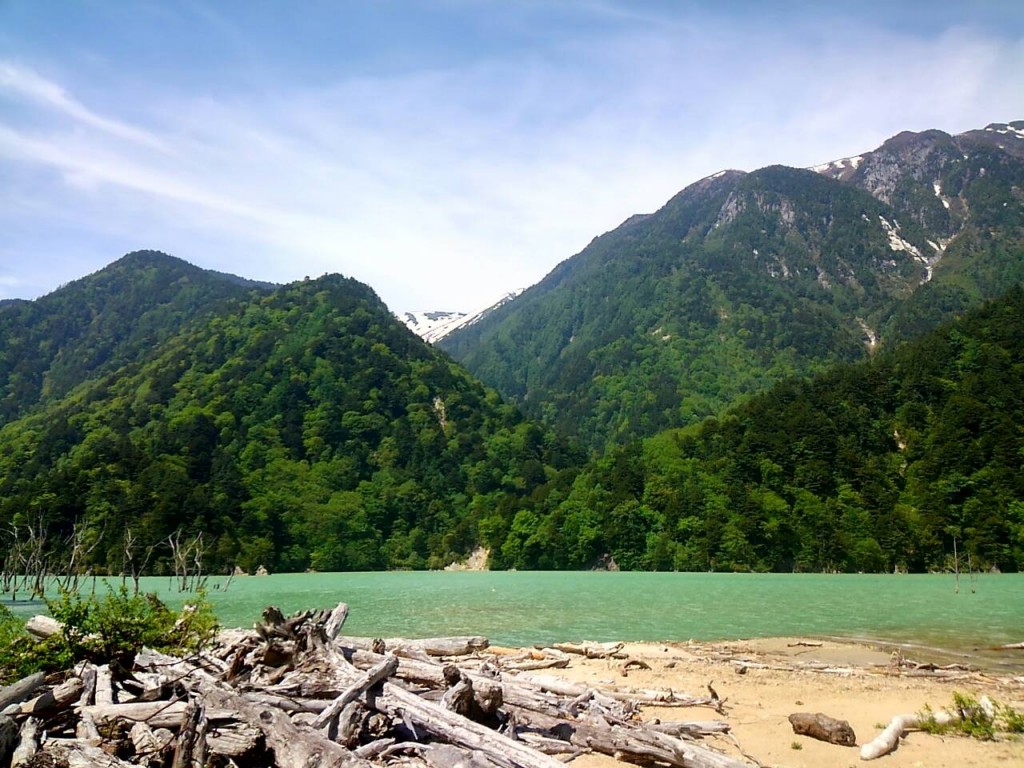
[500,637,1024,768]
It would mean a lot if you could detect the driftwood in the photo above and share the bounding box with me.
[549,641,626,658]
[10,716,40,768]
[0,673,46,712]
[788,711,856,746]
[18,676,84,716]
[860,698,998,761]
[339,635,489,658]
[7,604,757,768]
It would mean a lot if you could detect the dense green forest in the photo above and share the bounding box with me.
[442,124,1024,452]
[0,260,581,575]
[0,251,271,424]
[3,257,1023,575]
[489,287,1024,573]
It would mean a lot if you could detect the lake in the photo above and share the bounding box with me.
[9,571,1019,666]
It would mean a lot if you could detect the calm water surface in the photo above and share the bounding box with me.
[23,571,1017,650]
[7,572,1022,664]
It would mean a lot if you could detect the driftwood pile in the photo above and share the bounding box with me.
[0,603,755,768]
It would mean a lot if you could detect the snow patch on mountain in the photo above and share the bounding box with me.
[400,290,524,343]
[810,155,864,174]
[879,216,942,282]
[985,123,1024,140]
[932,180,951,209]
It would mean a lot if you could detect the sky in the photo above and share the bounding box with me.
[1,1,1023,312]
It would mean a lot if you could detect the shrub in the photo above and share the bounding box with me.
[918,692,1024,740]
[0,586,218,683]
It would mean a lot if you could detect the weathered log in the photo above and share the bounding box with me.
[860,710,954,760]
[78,663,98,707]
[36,740,140,768]
[312,653,398,730]
[18,676,84,716]
[788,712,856,746]
[77,711,103,746]
[422,743,505,768]
[339,635,489,657]
[325,602,350,641]
[515,731,589,759]
[95,664,114,705]
[501,656,569,672]
[0,673,47,711]
[550,641,625,659]
[371,680,576,768]
[82,700,234,730]
[196,681,375,767]
[351,737,395,759]
[507,704,749,768]
[996,641,1024,650]
[171,702,202,768]
[241,690,332,714]
[512,671,715,709]
[129,721,167,762]
[621,658,652,676]
[205,721,262,758]
[10,716,40,768]
[647,720,732,737]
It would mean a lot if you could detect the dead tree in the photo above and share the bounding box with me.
[167,530,207,593]
[122,528,157,595]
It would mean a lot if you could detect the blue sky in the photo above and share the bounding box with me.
[2,1,1022,311]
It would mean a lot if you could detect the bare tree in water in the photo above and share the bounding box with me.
[167,530,207,592]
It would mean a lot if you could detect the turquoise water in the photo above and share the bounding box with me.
[10,571,1017,656]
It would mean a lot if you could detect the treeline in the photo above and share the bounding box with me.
[0,272,581,575]
[2,253,1023,575]
[488,287,1024,573]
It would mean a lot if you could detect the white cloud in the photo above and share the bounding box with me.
[0,10,1022,311]
[0,62,167,150]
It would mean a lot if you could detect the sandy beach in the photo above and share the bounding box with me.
[496,637,1024,768]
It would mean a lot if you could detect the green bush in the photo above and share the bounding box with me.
[0,604,73,684]
[49,586,218,665]
[0,587,218,683]
[918,692,1024,740]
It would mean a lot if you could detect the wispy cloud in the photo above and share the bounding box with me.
[0,62,167,151]
[0,2,1022,309]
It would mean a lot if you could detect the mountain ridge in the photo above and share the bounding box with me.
[440,120,1024,451]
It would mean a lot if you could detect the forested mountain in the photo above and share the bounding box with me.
[2,122,1022,578]
[0,257,580,574]
[492,287,1024,573]
[441,122,1024,452]
[0,251,274,424]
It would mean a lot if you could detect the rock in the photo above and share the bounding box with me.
[788,712,857,746]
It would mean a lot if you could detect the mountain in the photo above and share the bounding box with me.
[441,121,1024,452]
[0,254,579,574]
[0,250,273,425]
[400,290,523,343]
[490,286,1024,573]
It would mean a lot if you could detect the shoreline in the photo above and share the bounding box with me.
[517,636,1024,768]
